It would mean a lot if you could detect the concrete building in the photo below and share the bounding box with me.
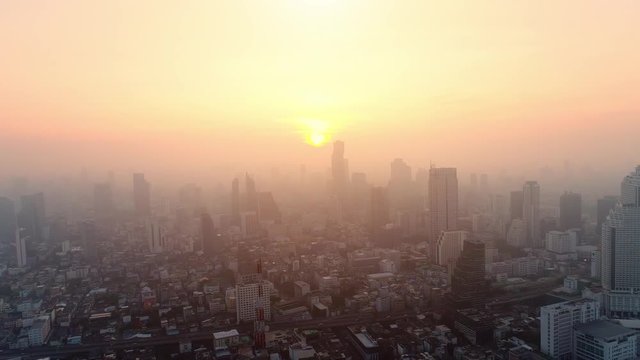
[545,230,578,254]
[540,299,599,359]
[293,281,310,298]
[235,282,271,323]
[16,228,27,267]
[507,219,527,248]
[574,320,637,360]
[146,220,166,253]
[133,173,151,217]
[602,166,640,318]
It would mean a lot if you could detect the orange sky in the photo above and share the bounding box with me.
[1,1,640,178]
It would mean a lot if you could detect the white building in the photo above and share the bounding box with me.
[574,320,637,360]
[523,181,541,248]
[235,282,271,323]
[545,230,578,254]
[213,329,240,348]
[602,166,640,318]
[436,230,469,266]
[540,299,599,359]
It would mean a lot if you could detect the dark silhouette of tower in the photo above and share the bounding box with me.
[231,178,240,225]
[0,197,16,245]
[509,191,524,221]
[448,239,487,309]
[559,191,582,231]
[18,192,45,242]
[370,187,390,235]
[200,213,216,255]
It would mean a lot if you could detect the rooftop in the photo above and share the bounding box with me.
[575,320,637,340]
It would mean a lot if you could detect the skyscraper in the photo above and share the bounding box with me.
[429,167,458,258]
[436,230,469,267]
[448,239,487,309]
[133,173,151,217]
[18,192,45,243]
[388,158,412,209]
[370,187,390,235]
[200,212,216,255]
[245,173,258,212]
[597,195,617,236]
[522,181,541,248]
[509,191,524,221]
[559,191,582,231]
[231,177,240,225]
[0,197,16,244]
[15,227,27,267]
[602,166,640,318]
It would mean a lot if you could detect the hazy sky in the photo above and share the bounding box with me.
[2,0,639,178]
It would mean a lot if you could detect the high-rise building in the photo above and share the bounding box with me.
[245,174,258,213]
[18,192,45,242]
[240,211,260,239]
[93,183,114,218]
[0,197,16,244]
[509,191,524,221]
[559,191,582,231]
[602,166,640,318]
[574,320,637,360]
[235,260,271,324]
[429,167,458,258]
[231,178,240,224]
[540,299,599,359]
[522,181,541,247]
[16,227,27,267]
[436,230,469,267]
[597,195,618,236]
[200,213,216,255]
[146,219,166,253]
[370,187,390,235]
[133,173,151,217]
[449,239,486,308]
[388,158,412,209]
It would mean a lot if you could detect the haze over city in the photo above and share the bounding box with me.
[1,2,640,360]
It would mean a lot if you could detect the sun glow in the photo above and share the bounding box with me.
[301,119,331,147]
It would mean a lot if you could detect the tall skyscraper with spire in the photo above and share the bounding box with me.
[602,166,640,318]
[429,167,458,259]
[523,181,541,247]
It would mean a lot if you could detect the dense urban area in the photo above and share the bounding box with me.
[1,141,638,360]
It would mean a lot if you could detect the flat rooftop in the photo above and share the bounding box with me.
[575,320,637,340]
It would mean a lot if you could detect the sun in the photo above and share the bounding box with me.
[301,119,331,147]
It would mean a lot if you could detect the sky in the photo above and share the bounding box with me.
[1,0,640,180]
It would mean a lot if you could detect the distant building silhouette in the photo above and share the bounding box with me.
[559,191,582,231]
[133,173,151,217]
[231,178,240,225]
[522,181,541,248]
[146,219,166,253]
[200,213,216,255]
[15,227,27,267]
[448,239,487,309]
[429,167,458,260]
[93,183,114,219]
[331,140,349,220]
[18,192,45,242]
[0,197,16,244]
[370,186,390,236]
[509,191,524,221]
